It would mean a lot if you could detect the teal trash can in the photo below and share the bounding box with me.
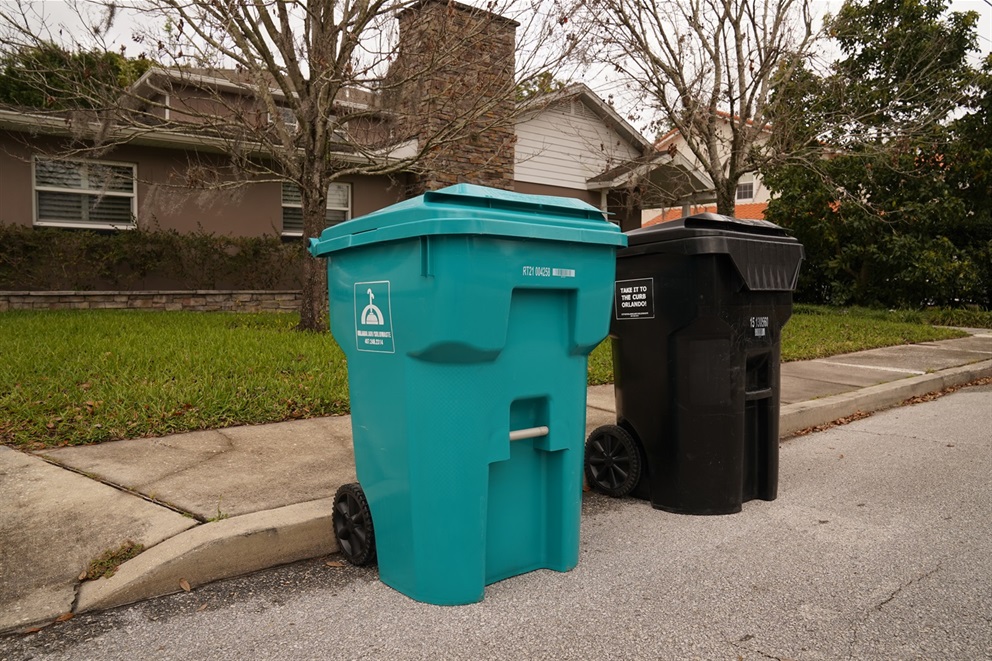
[309,184,626,605]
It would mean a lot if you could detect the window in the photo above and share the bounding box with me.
[736,174,755,202]
[281,182,351,236]
[269,107,298,132]
[34,158,136,229]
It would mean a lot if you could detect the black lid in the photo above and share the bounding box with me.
[626,212,791,246]
[620,212,805,291]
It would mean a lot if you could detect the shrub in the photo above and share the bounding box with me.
[0,224,304,291]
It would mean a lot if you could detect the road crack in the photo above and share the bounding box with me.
[730,634,792,661]
[876,563,943,611]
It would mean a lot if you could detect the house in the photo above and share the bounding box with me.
[0,0,698,301]
[642,112,772,225]
[0,68,405,239]
[0,80,663,237]
[514,83,716,231]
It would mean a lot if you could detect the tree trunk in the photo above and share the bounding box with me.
[715,179,737,217]
[298,252,327,332]
[297,187,330,333]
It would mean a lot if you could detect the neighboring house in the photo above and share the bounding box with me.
[0,63,407,240]
[0,83,657,237]
[0,118,394,237]
[641,112,771,225]
[644,202,770,227]
[515,84,647,229]
[0,0,692,269]
[514,83,717,230]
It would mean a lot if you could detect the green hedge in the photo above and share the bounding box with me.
[0,224,305,291]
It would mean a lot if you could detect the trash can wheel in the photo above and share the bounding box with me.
[332,482,377,566]
[584,425,642,497]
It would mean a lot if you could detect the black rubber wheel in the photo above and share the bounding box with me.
[332,482,377,566]
[585,425,642,497]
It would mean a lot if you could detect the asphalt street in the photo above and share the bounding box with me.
[2,383,990,661]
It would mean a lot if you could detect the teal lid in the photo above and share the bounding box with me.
[309,183,627,257]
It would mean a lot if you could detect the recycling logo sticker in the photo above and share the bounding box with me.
[354,280,395,353]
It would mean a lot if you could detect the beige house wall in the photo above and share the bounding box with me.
[156,85,267,128]
[513,180,600,207]
[0,133,33,227]
[654,124,771,206]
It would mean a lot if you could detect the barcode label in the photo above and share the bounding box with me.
[522,265,576,278]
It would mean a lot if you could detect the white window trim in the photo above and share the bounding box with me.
[281,182,351,237]
[32,156,138,230]
[736,173,755,202]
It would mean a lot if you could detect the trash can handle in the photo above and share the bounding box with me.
[509,426,549,441]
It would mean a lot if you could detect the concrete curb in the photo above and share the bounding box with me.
[67,359,992,618]
[780,358,992,437]
[75,498,336,614]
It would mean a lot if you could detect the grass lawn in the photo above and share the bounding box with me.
[585,304,971,384]
[0,311,349,448]
[1,305,977,448]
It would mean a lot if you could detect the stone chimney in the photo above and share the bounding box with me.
[386,0,519,193]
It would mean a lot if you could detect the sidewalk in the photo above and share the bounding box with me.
[2,332,990,634]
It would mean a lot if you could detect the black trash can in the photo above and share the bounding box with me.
[585,213,804,515]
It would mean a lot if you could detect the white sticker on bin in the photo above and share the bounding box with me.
[355,280,394,353]
[509,426,549,441]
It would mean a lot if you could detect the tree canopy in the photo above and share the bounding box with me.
[0,43,151,110]
[762,0,990,309]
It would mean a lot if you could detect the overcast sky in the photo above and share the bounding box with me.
[3,0,988,58]
[946,0,992,58]
[1,0,989,136]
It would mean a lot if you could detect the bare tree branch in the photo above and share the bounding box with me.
[0,0,586,329]
[574,0,817,214]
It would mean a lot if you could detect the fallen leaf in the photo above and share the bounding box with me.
[196,603,208,612]
[22,626,43,634]
[325,560,345,568]
[78,570,88,581]
[179,578,191,592]
[55,612,74,623]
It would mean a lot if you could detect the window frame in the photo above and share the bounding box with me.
[280,182,352,237]
[736,173,755,202]
[268,106,299,132]
[32,156,138,230]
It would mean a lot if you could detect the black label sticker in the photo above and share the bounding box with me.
[615,278,655,320]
